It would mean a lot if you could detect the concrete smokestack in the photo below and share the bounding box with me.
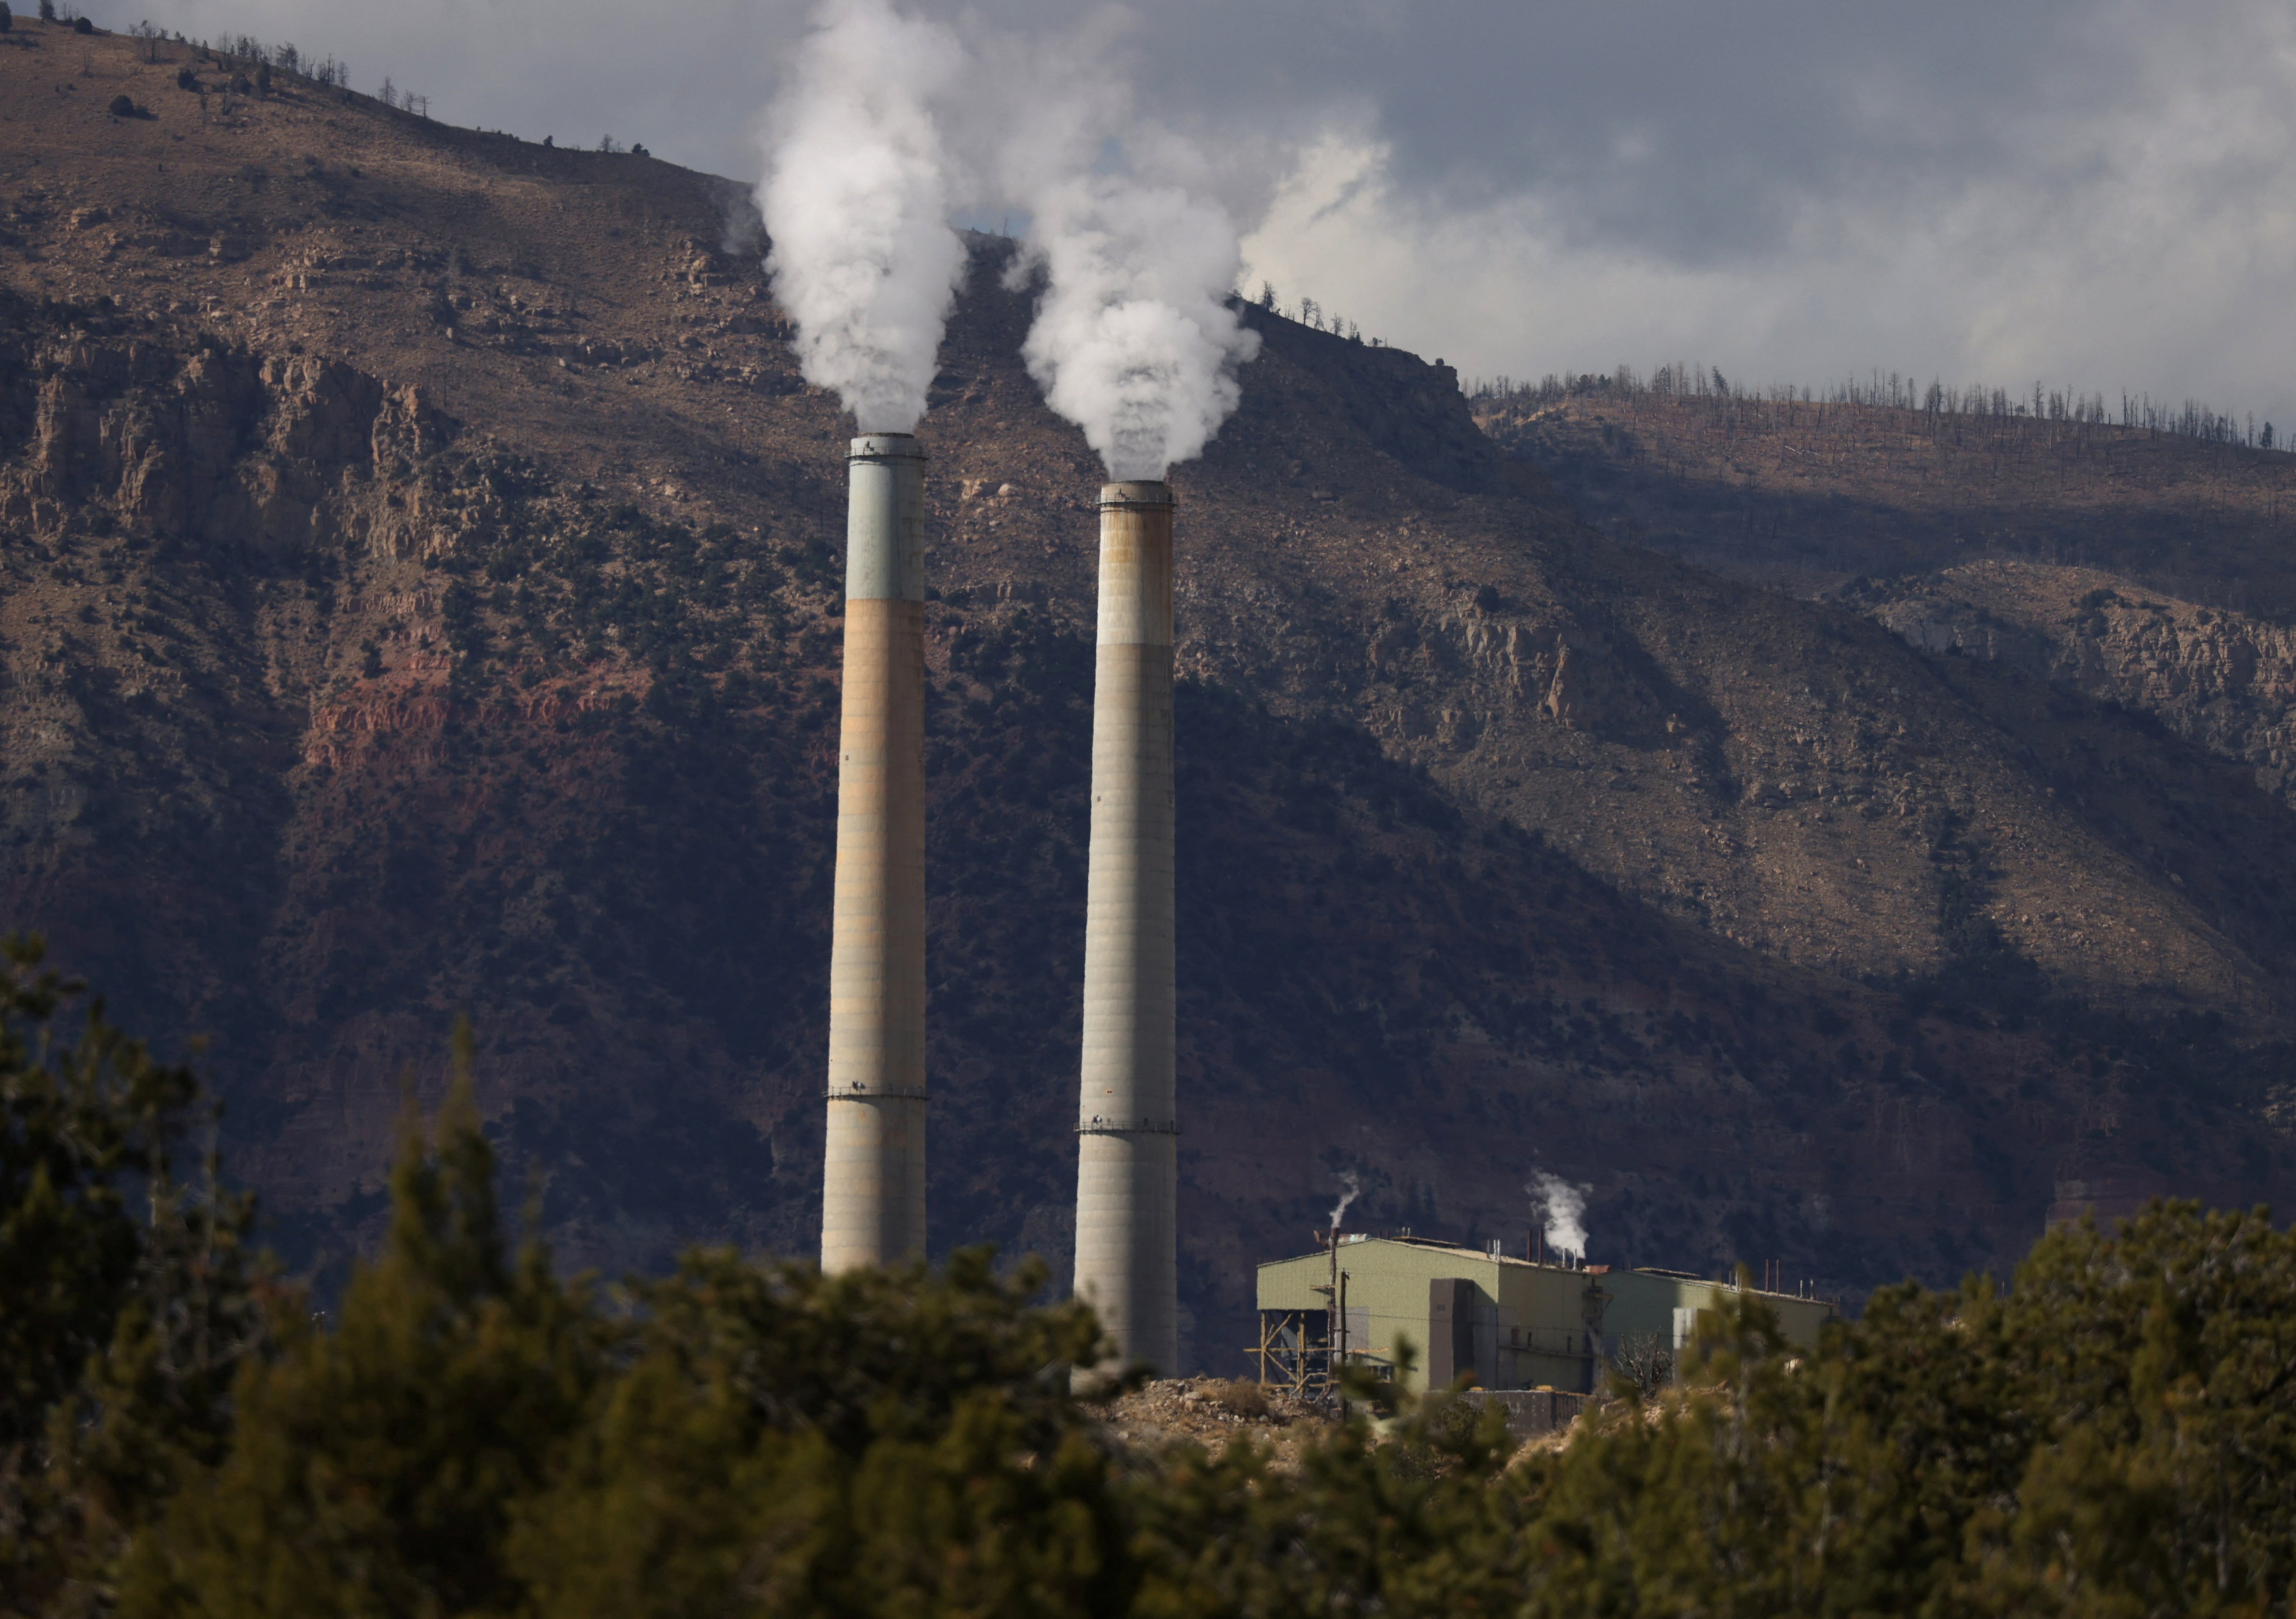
[1072,480,1179,1377]
[820,432,929,1273]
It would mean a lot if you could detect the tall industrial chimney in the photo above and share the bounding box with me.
[820,433,929,1273]
[1072,480,1179,1377]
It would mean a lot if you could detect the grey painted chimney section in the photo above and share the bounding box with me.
[820,432,929,1273]
[1073,479,1179,1378]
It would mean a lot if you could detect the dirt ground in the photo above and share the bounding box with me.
[1089,1376,1598,1476]
[1091,1376,1339,1468]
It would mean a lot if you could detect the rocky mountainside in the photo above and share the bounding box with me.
[4,22,2291,1372]
[1483,380,2296,613]
[1482,387,2296,997]
[1848,563,2296,812]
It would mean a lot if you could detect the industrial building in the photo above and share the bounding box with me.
[1255,1235,1838,1397]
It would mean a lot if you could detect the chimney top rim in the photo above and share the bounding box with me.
[1099,480,1175,509]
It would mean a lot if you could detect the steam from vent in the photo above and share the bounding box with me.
[758,0,967,434]
[1529,1171,1590,1262]
[1328,1171,1361,1233]
[1012,171,1261,480]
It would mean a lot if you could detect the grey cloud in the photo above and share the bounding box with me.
[135,0,2296,418]
[152,1,2123,256]
[949,0,2116,263]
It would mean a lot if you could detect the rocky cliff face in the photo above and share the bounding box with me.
[3,25,2291,1372]
[4,335,446,556]
[1857,561,2296,812]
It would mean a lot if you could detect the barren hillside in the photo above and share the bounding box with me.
[1483,382,2296,614]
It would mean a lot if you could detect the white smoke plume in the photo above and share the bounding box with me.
[1013,172,1261,480]
[983,49,1262,485]
[1328,1171,1361,1233]
[757,0,967,434]
[1529,1171,1591,1263]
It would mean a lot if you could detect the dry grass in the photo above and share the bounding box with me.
[1204,1377,1270,1418]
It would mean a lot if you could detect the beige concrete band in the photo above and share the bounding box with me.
[1073,482,1179,1377]
[1096,483,1176,648]
[820,588,929,1272]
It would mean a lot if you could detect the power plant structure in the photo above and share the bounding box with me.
[1072,480,1181,1378]
[819,433,930,1273]
[1254,1233,1840,1400]
[805,438,1826,1421]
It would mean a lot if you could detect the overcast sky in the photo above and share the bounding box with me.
[133,0,2296,426]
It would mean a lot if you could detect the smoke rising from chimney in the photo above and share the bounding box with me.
[1328,1170,1361,1232]
[1530,1170,1590,1262]
[758,0,967,434]
[1007,158,1261,480]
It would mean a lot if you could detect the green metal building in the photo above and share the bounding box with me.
[1255,1235,1838,1396]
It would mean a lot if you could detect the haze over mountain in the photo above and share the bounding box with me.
[3,23,2291,1371]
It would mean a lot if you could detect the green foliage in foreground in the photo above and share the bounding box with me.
[6,939,2296,1616]
[0,938,264,1613]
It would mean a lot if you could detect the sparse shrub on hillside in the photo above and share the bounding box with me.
[200,32,348,88]
[0,6,13,36]
[174,65,197,90]
[1607,1330,1674,1398]
[73,13,90,32]
[1480,358,2283,451]
[106,93,136,117]
[37,0,53,20]
[1206,1377,1268,1417]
